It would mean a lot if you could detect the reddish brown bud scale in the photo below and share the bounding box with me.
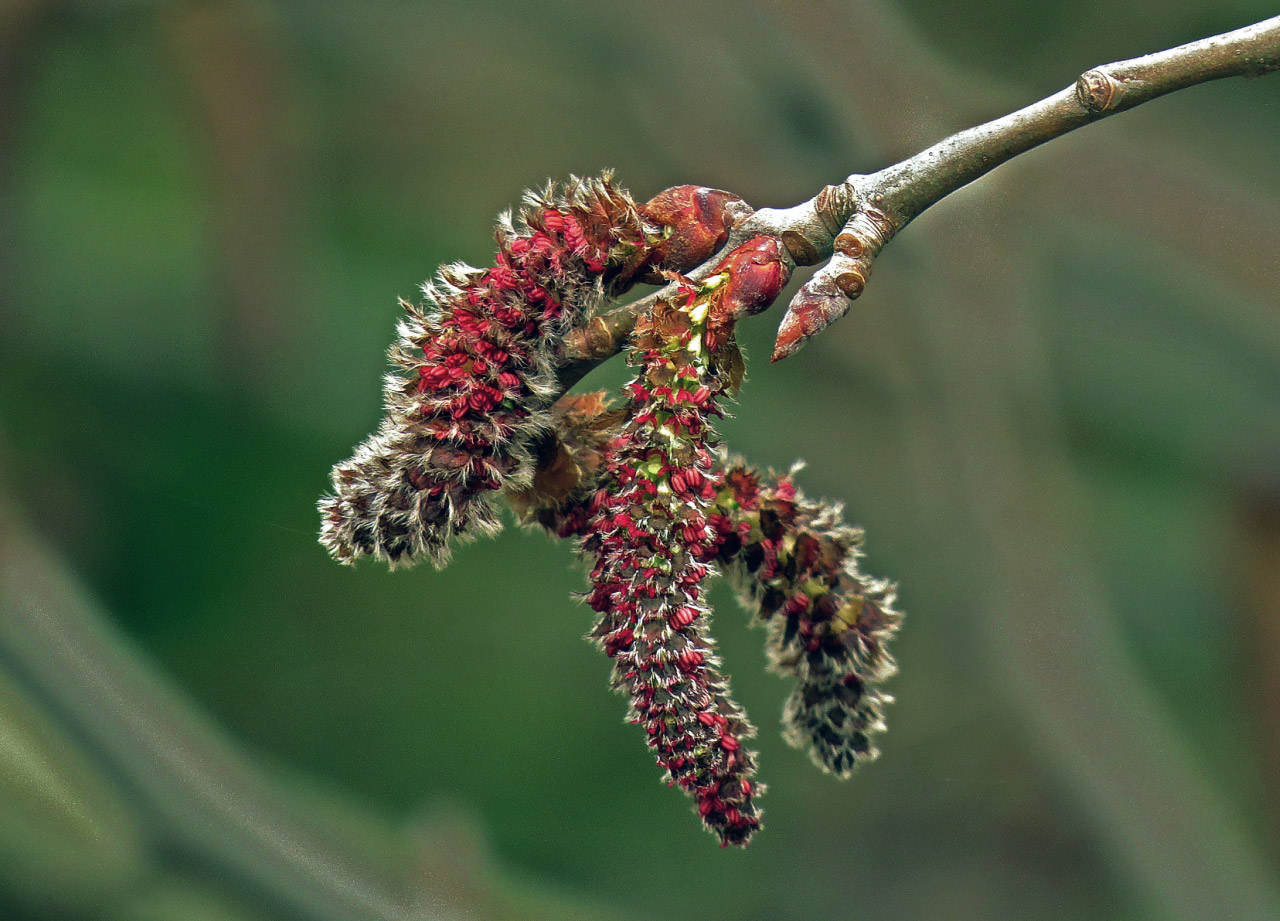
[711,236,792,320]
[640,185,745,280]
[771,272,850,362]
[773,207,894,361]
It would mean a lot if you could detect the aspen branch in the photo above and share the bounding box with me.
[558,15,1280,377]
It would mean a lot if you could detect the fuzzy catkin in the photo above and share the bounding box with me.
[319,175,646,569]
[580,293,763,847]
[505,392,623,540]
[708,462,902,776]
[315,165,906,846]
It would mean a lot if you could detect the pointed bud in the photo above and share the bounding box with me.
[772,272,850,361]
[773,208,894,361]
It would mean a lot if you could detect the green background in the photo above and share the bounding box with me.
[1,2,1278,919]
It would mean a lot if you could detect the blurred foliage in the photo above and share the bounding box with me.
[1,1,1278,920]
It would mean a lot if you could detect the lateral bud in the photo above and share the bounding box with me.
[712,235,792,320]
[772,206,895,362]
[641,185,749,280]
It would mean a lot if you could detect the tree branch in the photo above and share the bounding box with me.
[867,15,1280,230]
[558,15,1280,376]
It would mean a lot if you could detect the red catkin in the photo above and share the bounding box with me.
[707,460,902,776]
[580,280,763,846]
[320,175,647,568]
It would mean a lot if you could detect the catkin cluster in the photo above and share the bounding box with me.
[320,177,743,570]
[321,175,901,847]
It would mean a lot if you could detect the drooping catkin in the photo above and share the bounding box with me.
[708,462,902,776]
[513,405,903,779]
[577,238,790,846]
[579,296,762,846]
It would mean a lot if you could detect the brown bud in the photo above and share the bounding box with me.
[1076,68,1119,112]
[641,185,745,279]
[713,236,792,320]
[771,273,849,362]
